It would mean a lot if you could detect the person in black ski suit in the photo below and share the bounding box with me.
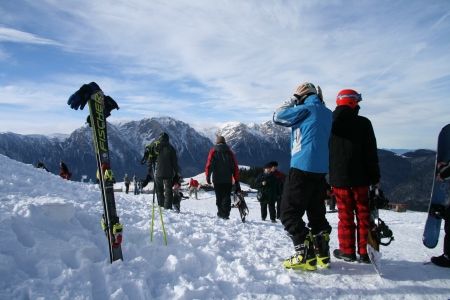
[205,135,240,219]
[431,124,450,268]
[124,174,131,194]
[142,132,179,209]
[256,163,280,222]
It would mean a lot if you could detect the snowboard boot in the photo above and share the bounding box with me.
[313,231,330,268]
[431,254,450,268]
[333,249,357,262]
[283,234,317,271]
[358,254,371,264]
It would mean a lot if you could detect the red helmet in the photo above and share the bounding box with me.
[336,89,362,108]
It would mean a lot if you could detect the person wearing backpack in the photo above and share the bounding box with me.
[273,82,332,271]
[205,135,240,219]
[141,132,179,209]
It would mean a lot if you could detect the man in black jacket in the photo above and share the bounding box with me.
[142,132,179,209]
[205,135,240,219]
[329,89,380,263]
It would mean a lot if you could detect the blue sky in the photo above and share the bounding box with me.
[1,0,449,149]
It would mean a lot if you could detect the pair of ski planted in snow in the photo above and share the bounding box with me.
[68,83,123,263]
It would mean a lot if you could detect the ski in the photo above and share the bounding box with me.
[68,82,123,263]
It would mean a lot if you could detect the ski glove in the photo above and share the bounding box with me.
[86,95,120,127]
[68,82,101,110]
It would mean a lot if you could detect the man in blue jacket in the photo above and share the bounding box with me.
[273,82,332,271]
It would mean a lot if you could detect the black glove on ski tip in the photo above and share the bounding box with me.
[68,82,101,110]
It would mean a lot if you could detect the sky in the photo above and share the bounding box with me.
[0,0,449,149]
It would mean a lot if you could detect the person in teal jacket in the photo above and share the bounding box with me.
[273,82,332,271]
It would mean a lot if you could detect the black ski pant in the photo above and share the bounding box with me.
[280,168,331,247]
[155,177,173,209]
[261,201,276,221]
[125,183,130,194]
[214,183,232,219]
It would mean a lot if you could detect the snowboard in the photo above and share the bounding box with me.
[423,124,450,249]
[233,191,249,222]
[68,83,123,263]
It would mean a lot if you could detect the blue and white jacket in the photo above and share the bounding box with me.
[273,94,332,174]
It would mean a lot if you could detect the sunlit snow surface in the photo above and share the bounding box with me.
[0,154,449,299]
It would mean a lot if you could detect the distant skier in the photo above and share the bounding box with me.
[273,82,332,270]
[329,89,380,264]
[189,178,200,200]
[36,161,49,172]
[124,173,131,194]
[205,135,240,220]
[59,161,72,180]
[269,161,285,219]
[255,163,280,222]
[133,175,138,195]
[430,124,450,268]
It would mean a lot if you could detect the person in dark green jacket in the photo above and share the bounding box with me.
[256,163,281,223]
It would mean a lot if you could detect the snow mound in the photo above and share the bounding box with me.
[0,154,449,299]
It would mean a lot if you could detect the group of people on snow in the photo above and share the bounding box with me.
[273,82,450,269]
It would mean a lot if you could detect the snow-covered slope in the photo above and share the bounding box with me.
[1,155,449,299]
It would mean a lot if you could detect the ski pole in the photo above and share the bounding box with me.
[158,205,168,246]
[150,164,156,242]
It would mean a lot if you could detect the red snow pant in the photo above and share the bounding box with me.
[333,186,370,256]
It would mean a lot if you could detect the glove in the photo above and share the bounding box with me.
[235,181,241,192]
[104,95,119,118]
[438,162,450,180]
[67,82,101,110]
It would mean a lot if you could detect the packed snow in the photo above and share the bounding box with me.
[0,154,449,299]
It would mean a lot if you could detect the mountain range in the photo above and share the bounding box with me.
[0,116,436,211]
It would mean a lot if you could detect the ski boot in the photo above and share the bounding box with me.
[112,222,123,248]
[313,231,330,268]
[283,234,317,271]
[431,254,450,268]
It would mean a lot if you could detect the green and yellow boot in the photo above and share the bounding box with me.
[283,234,317,271]
[313,230,330,268]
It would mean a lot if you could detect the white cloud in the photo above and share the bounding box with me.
[0,27,61,46]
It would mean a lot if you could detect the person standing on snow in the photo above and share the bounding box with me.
[255,163,280,223]
[329,89,380,264]
[273,82,332,271]
[59,161,72,180]
[429,123,450,268]
[124,173,131,194]
[148,132,179,209]
[205,135,240,220]
[269,161,285,219]
[189,178,200,199]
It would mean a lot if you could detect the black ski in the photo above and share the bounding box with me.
[68,82,123,263]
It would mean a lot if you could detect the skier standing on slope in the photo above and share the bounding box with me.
[142,132,179,209]
[430,123,450,268]
[189,178,200,199]
[328,89,380,264]
[205,135,240,220]
[273,82,332,270]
